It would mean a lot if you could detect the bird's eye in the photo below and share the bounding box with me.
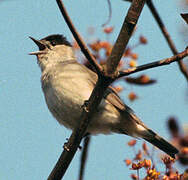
[51,41,56,46]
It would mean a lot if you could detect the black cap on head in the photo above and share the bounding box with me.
[41,34,72,47]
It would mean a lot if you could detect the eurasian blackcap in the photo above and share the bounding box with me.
[29,34,178,158]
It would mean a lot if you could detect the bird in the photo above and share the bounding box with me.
[29,34,178,158]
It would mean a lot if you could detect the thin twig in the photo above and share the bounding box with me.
[137,169,140,180]
[102,0,112,27]
[147,0,188,81]
[118,48,188,78]
[56,0,102,75]
[79,136,91,180]
[106,0,147,76]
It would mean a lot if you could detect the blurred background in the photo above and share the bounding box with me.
[0,0,187,179]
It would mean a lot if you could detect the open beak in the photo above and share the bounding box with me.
[29,36,46,55]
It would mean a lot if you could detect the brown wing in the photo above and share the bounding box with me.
[104,86,134,113]
[81,63,134,113]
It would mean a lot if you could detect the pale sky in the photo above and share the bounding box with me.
[0,0,187,179]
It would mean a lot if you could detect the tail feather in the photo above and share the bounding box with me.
[143,129,179,158]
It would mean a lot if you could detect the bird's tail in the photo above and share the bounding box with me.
[142,129,178,158]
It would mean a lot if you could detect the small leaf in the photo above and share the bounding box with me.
[128,139,137,146]
[125,75,157,85]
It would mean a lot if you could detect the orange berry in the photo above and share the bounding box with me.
[125,159,132,166]
[113,86,123,93]
[144,159,151,168]
[128,92,138,102]
[181,147,188,155]
[131,174,138,180]
[131,53,138,60]
[129,60,137,67]
[139,35,148,44]
[103,26,114,34]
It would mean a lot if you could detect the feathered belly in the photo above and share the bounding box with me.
[42,77,121,134]
[43,82,83,129]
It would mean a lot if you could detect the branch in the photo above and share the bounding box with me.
[79,136,91,180]
[147,0,188,81]
[118,48,188,77]
[56,0,102,75]
[106,0,147,75]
